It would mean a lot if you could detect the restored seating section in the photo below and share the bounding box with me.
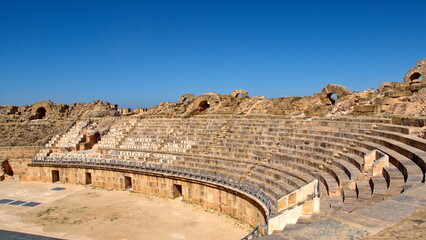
[45,121,90,148]
[38,117,426,216]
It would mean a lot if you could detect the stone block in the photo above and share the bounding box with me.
[372,156,389,176]
[354,105,375,112]
[384,91,401,98]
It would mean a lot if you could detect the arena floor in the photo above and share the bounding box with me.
[0,180,251,240]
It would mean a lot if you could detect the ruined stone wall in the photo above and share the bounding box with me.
[0,121,73,180]
[0,146,41,180]
[0,100,118,177]
[2,59,425,121]
[141,59,426,118]
[0,100,118,123]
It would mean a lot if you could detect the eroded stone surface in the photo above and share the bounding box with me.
[1,59,425,121]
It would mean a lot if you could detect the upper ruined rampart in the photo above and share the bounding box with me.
[1,59,425,122]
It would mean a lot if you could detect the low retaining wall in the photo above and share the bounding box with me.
[23,165,267,228]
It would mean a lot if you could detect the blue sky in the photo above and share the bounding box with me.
[0,0,425,109]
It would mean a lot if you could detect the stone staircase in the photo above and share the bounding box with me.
[44,120,90,149]
[261,183,426,240]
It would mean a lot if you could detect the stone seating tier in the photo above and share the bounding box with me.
[280,126,424,183]
[99,119,420,179]
[38,118,426,219]
[294,133,415,193]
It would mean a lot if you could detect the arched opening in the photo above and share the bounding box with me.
[1,160,14,181]
[31,107,46,120]
[179,94,195,104]
[36,107,46,118]
[410,72,422,80]
[199,100,210,111]
[231,90,249,99]
[327,93,339,105]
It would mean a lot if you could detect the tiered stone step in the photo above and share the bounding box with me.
[39,117,426,233]
[97,120,136,148]
[365,128,426,175]
[45,134,60,147]
[269,183,426,240]
[287,124,423,190]
[51,120,89,149]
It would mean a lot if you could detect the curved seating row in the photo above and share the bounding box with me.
[37,117,426,217]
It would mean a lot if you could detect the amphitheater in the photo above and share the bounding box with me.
[1,59,426,240]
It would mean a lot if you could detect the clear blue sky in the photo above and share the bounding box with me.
[0,0,425,109]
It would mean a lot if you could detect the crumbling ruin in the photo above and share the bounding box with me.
[136,59,426,118]
[1,59,426,239]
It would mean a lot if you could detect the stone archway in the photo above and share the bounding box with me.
[30,107,47,120]
[179,94,195,104]
[34,107,46,119]
[198,100,210,111]
[187,93,221,113]
[30,101,53,120]
[231,89,249,99]
[321,84,352,105]
[404,59,425,84]
[409,72,422,80]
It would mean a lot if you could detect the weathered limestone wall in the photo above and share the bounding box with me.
[0,100,118,123]
[0,146,41,179]
[23,166,267,227]
[1,59,425,121]
[392,116,426,127]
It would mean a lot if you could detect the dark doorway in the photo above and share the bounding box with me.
[0,160,13,181]
[199,100,210,111]
[89,132,101,145]
[52,170,60,183]
[124,176,132,190]
[1,160,13,176]
[173,184,183,198]
[35,107,46,119]
[85,172,92,185]
[410,72,422,80]
[30,107,47,120]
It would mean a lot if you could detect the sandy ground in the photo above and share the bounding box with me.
[0,180,251,240]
